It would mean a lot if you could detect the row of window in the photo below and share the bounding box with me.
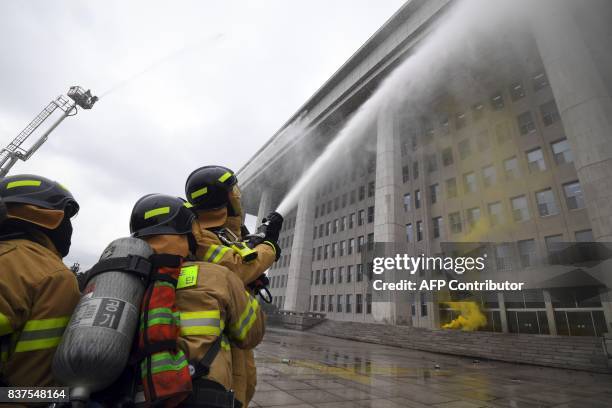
[311,263,374,285]
[310,293,373,314]
[270,274,287,288]
[314,207,374,239]
[399,71,550,149]
[271,253,291,270]
[405,182,586,241]
[312,233,375,261]
[402,137,572,189]
[314,182,375,219]
[315,158,376,199]
[280,217,296,232]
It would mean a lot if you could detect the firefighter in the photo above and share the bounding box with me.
[130,194,266,407]
[185,165,283,407]
[0,174,81,387]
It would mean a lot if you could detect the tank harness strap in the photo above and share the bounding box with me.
[190,336,222,379]
[86,255,152,285]
[148,254,182,286]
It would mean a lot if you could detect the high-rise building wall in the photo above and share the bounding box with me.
[240,0,612,337]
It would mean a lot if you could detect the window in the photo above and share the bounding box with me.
[320,296,325,312]
[517,111,536,135]
[415,190,421,209]
[349,213,355,229]
[518,239,537,267]
[478,130,490,151]
[318,224,324,238]
[313,226,317,239]
[490,92,504,110]
[340,240,345,256]
[482,165,496,188]
[368,182,375,198]
[322,270,327,285]
[466,207,481,229]
[563,181,584,210]
[472,102,484,121]
[446,178,458,198]
[575,229,594,242]
[527,148,546,172]
[328,295,334,312]
[496,121,511,144]
[334,197,339,211]
[332,219,338,234]
[356,294,363,314]
[358,210,365,226]
[346,295,352,313]
[440,116,450,134]
[350,190,356,204]
[442,147,454,166]
[331,243,337,258]
[532,71,549,92]
[315,270,320,285]
[416,221,423,241]
[430,184,440,204]
[338,266,344,283]
[313,295,318,311]
[327,201,332,213]
[420,293,428,316]
[458,139,471,160]
[357,236,364,253]
[314,206,319,218]
[511,195,530,222]
[402,165,410,183]
[463,172,477,193]
[329,268,334,284]
[317,246,322,260]
[337,295,343,313]
[359,186,366,201]
[347,265,353,282]
[545,235,563,254]
[348,238,354,255]
[320,204,325,217]
[367,233,374,251]
[426,154,437,173]
[312,248,315,261]
[540,100,560,126]
[456,112,466,129]
[324,222,330,236]
[432,217,443,239]
[406,223,413,242]
[510,81,526,101]
[449,212,462,233]
[324,245,329,260]
[504,157,519,180]
[341,216,346,231]
[366,294,372,314]
[357,264,363,282]
[342,194,347,208]
[367,206,374,223]
[536,189,559,217]
[552,139,573,165]
[367,157,376,174]
[488,201,503,227]
[413,161,419,179]
[403,193,411,211]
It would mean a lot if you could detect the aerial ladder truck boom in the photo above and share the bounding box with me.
[0,86,98,179]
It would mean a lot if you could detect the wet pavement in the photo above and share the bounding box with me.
[250,328,612,408]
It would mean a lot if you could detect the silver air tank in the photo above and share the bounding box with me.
[53,237,152,403]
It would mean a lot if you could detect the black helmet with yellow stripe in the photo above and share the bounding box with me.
[130,194,195,238]
[0,174,79,217]
[185,165,237,212]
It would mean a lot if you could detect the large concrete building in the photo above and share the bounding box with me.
[238,0,612,337]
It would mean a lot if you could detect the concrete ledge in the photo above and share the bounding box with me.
[266,310,327,331]
[308,320,612,374]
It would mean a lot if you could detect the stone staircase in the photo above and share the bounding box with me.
[308,320,611,373]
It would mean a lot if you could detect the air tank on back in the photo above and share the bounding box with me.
[53,237,153,403]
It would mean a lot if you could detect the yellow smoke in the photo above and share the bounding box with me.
[442,302,487,331]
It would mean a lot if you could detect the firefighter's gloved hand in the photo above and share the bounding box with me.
[262,211,283,242]
[247,274,270,291]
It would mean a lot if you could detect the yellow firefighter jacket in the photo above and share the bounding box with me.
[0,231,80,387]
[192,220,275,406]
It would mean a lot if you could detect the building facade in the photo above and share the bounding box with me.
[238,0,612,337]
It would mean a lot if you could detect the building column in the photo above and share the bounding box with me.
[372,104,412,325]
[284,186,315,312]
[543,290,558,335]
[498,293,508,333]
[532,3,612,241]
[256,188,272,226]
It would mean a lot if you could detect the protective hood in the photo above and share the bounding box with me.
[6,203,65,229]
[142,234,189,257]
[196,207,228,229]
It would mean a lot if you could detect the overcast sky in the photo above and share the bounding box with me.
[0,1,405,267]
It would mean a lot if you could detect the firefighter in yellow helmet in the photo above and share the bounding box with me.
[0,174,81,387]
[130,194,266,407]
[185,166,283,407]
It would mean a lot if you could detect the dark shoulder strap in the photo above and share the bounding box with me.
[191,336,223,379]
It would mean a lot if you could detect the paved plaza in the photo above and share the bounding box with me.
[250,328,612,408]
